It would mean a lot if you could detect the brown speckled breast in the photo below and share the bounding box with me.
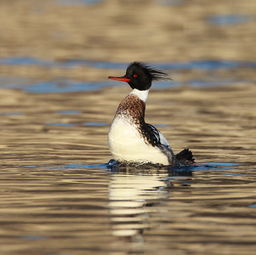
[115,94,160,147]
[115,94,145,124]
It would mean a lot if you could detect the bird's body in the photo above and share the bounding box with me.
[108,62,194,166]
[109,89,172,165]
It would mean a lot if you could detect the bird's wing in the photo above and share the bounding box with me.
[143,123,174,164]
[143,123,168,146]
[143,123,161,146]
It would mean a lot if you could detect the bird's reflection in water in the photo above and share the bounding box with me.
[108,162,192,238]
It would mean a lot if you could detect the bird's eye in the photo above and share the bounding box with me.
[133,74,138,78]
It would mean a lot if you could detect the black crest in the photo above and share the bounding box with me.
[108,61,170,91]
[127,62,169,81]
[126,62,169,90]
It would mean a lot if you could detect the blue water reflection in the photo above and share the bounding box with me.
[1,57,256,70]
[46,122,75,127]
[84,122,109,126]
[0,57,53,67]
[0,78,253,93]
[1,57,256,93]
[0,80,114,93]
[22,161,238,172]
[23,81,113,93]
[56,110,81,114]
[208,14,252,25]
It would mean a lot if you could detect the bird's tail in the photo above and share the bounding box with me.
[175,148,194,165]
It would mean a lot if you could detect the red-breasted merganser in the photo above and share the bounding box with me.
[108,62,194,166]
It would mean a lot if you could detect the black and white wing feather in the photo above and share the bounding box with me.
[143,123,162,146]
[142,123,174,164]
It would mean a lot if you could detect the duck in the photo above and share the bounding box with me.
[108,62,194,167]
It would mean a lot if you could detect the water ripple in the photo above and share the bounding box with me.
[56,110,81,115]
[0,80,114,93]
[1,57,256,70]
[1,78,253,93]
[57,0,103,5]
[46,122,75,127]
[208,14,253,25]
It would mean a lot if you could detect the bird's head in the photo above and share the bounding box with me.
[108,62,169,90]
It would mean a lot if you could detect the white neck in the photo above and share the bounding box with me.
[130,89,149,102]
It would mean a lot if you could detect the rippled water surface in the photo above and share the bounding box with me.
[0,0,256,254]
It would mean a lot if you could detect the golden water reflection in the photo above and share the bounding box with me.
[109,172,170,237]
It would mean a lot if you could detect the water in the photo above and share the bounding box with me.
[1,57,256,70]
[57,0,104,5]
[1,58,256,93]
[1,83,255,254]
[0,0,256,254]
[207,14,253,25]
